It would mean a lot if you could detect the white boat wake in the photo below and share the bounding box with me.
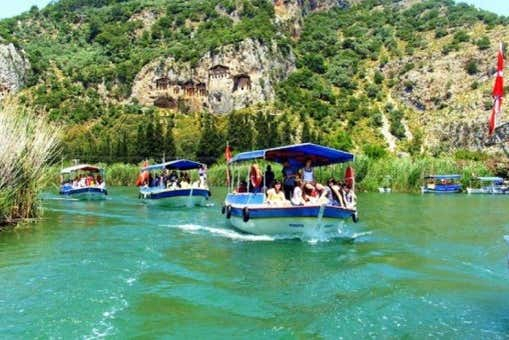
[164,224,372,244]
[165,224,275,241]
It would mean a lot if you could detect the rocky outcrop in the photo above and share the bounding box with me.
[0,43,30,102]
[273,0,350,37]
[131,39,295,114]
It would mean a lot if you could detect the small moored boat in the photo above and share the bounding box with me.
[138,159,210,207]
[222,143,358,237]
[59,164,107,200]
[421,174,462,194]
[466,177,509,194]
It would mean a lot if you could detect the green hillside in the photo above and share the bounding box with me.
[0,0,507,164]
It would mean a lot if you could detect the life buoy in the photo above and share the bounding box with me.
[352,211,359,223]
[250,165,262,188]
[136,171,149,187]
[226,205,232,219]
[344,166,355,189]
[242,207,250,222]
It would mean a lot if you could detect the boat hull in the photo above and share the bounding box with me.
[59,187,107,200]
[225,204,357,236]
[378,187,391,193]
[467,187,509,194]
[140,188,210,207]
[421,186,462,194]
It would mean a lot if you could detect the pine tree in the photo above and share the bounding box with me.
[164,118,176,161]
[197,112,224,164]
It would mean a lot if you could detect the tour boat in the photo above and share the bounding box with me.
[378,187,392,193]
[137,159,210,207]
[466,177,509,194]
[222,143,358,236]
[421,174,462,194]
[59,164,107,200]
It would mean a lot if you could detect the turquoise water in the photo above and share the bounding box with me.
[1,188,509,338]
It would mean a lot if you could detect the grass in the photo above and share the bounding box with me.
[0,101,60,227]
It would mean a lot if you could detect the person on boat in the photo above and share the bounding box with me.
[303,182,318,204]
[168,170,178,187]
[235,180,248,193]
[249,163,263,193]
[327,178,346,207]
[291,179,306,206]
[96,175,105,189]
[315,183,330,204]
[72,177,79,188]
[282,160,298,200]
[264,165,275,189]
[302,159,315,184]
[266,180,289,206]
[199,164,207,188]
[78,175,86,188]
[343,186,357,209]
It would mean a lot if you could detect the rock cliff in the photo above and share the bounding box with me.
[131,39,295,114]
[0,43,30,102]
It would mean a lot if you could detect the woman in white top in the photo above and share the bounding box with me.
[302,159,314,184]
[291,179,306,206]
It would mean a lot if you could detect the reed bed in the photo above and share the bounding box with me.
[205,155,490,193]
[0,103,59,227]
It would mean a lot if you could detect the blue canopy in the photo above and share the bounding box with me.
[141,159,202,171]
[228,143,354,168]
[425,174,461,180]
[477,176,504,182]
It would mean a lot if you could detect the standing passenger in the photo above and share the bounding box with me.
[282,160,297,200]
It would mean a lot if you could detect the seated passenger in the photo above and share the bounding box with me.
[303,182,320,204]
[291,179,306,206]
[96,175,106,189]
[78,175,86,188]
[327,178,346,207]
[343,186,357,209]
[266,181,289,206]
[235,180,248,193]
[315,183,330,204]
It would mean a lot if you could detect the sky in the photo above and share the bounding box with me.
[0,0,509,20]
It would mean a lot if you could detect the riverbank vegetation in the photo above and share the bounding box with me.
[0,102,59,227]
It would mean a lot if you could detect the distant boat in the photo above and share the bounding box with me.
[138,159,210,207]
[421,174,462,194]
[222,143,358,236]
[466,177,509,194]
[59,164,107,200]
[378,175,392,193]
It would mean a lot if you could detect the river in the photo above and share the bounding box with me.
[0,188,508,338]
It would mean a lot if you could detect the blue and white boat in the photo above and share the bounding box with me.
[421,174,462,194]
[466,177,509,194]
[138,159,210,207]
[222,143,358,236]
[59,164,107,200]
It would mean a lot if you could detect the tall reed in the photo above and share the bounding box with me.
[0,102,59,227]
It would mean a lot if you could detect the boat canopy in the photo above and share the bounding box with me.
[477,176,504,182]
[141,159,202,171]
[228,143,354,168]
[424,174,461,180]
[61,164,102,174]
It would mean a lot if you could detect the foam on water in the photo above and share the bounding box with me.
[165,224,277,241]
[165,223,372,244]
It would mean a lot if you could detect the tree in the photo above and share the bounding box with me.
[196,112,224,164]
[164,118,176,161]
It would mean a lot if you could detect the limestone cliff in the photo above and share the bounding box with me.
[0,43,30,102]
[131,39,295,114]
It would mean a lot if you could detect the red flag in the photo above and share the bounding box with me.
[225,143,232,186]
[489,43,504,135]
